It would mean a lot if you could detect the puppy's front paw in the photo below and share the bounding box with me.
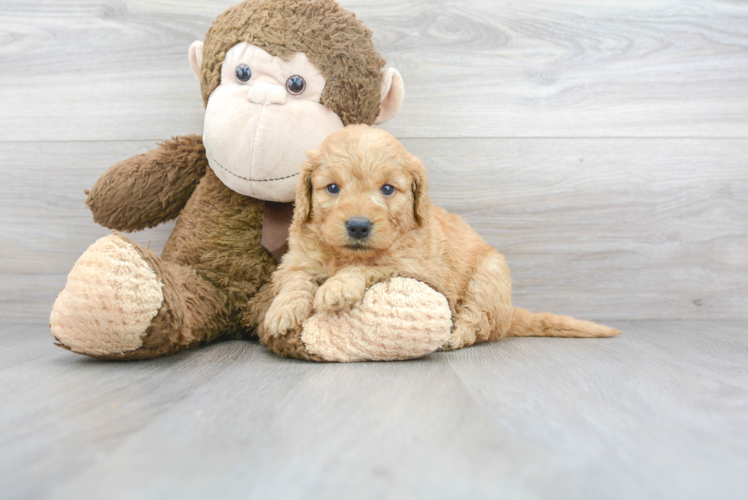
[264,293,313,338]
[442,324,476,351]
[314,276,366,313]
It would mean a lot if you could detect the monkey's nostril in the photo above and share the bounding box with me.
[346,217,372,240]
[246,82,287,105]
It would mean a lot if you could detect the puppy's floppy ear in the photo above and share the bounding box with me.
[410,155,430,227]
[293,149,320,224]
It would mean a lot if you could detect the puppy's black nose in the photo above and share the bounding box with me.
[346,217,372,240]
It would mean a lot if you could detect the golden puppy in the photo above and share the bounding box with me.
[264,125,620,349]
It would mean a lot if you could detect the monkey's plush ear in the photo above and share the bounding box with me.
[410,155,430,227]
[374,68,405,125]
[188,41,204,82]
[293,150,319,224]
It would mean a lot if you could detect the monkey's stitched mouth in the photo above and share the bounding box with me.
[208,151,300,183]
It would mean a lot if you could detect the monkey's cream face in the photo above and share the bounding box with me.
[203,42,344,202]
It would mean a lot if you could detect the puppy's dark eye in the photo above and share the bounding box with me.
[286,75,306,95]
[326,184,340,195]
[235,64,252,84]
[381,184,396,196]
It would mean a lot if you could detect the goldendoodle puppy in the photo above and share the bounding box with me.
[264,125,620,349]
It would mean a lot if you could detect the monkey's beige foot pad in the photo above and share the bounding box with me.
[301,277,452,362]
[50,234,164,357]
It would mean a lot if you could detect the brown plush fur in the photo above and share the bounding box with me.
[82,170,278,360]
[245,282,326,361]
[264,126,622,349]
[57,0,389,360]
[87,135,208,232]
[201,0,385,125]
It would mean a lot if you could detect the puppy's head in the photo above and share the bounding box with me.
[293,125,430,257]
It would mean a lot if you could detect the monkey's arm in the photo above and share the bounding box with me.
[86,135,208,232]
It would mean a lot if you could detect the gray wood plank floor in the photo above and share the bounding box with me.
[1,321,747,499]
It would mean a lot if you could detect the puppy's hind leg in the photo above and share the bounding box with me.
[443,252,514,351]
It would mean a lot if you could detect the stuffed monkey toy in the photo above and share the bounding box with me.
[50,0,453,362]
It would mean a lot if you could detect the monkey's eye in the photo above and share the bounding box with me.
[286,75,306,95]
[326,184,340,195]
[381,184,396,196]
[235,64,252,84]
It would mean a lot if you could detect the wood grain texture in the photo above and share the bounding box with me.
[1,0,747,141]
[1,320,746,499]
[2,138,745,322]
[410,137,748,320]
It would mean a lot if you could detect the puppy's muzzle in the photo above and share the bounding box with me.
[346,217,372,240]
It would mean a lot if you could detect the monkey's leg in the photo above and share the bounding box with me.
[50,233,227,360]
[443,253,514,351]
[246,277,453,363]
[245,282,326,362]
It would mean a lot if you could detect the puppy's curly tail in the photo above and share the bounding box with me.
[506,307,621,338]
